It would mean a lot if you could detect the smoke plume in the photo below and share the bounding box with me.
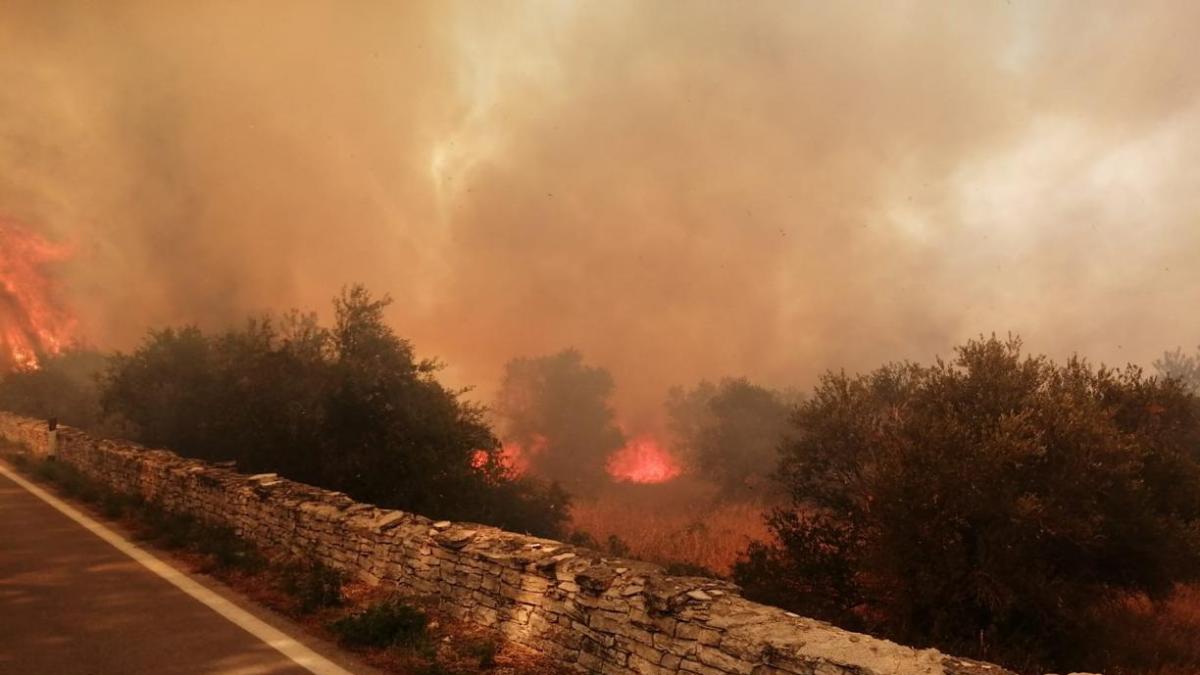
[2,1,1199,421]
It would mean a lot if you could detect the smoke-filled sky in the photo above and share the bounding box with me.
[2,1,1199,422]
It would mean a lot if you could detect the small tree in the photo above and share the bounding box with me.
[666,378,794,499]
[736,336,1200,672]
[495,349,625,494]
[1155,345,1200,393]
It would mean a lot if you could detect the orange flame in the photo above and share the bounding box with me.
[472,434,546,477]
[0,219,75,371]
[606,435,681,484]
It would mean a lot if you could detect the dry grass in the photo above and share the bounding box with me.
[1090,584,1200,675]
[568,478,774,576]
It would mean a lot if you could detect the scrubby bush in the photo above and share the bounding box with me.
[280,558,345,613]
[736,336,1200,672]
[460,636,499,669]
[330,598,429,649]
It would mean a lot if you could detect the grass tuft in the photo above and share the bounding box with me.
[280,558,345,613]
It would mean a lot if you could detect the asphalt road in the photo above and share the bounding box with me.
[0,461,370,675]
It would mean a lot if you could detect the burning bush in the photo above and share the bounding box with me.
[494,349,626,494]
[736,336,1200,673]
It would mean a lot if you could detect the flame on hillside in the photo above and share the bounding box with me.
[606,435,681,484]
[0,219,75,371]
[476,432,682,485]
[473,434,546,478]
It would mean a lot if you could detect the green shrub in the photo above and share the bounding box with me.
[330,598,429,650]
[99,491,137,519]
[32,459,98,502]
[280,558,344,613]
[139,508,197,550]
[196,525,263,572]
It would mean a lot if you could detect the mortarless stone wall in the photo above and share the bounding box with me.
[0,411,1016,675]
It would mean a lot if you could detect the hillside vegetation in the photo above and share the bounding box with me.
[5,304,1200,674]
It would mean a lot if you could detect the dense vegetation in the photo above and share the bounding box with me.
[6,318,1200,673]
[0,348,108,431]
[735,336,1200,672]
[0,287,569,537]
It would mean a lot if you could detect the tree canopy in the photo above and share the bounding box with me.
[98,286,569,537]
[666,377,796,499]
[736,336,1200,672]
[495,349,625,494]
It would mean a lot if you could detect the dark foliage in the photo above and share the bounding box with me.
[330,598,429,649]
[280,558,345,613]
[0,349,108,430]
[666,377,796,499]
[99,286,569,538]
[664,561,720,579]
[736,336,1200,672]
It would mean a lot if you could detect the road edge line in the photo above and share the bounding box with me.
[0,459,354,675]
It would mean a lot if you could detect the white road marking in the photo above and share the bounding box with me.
[0,460,355,675]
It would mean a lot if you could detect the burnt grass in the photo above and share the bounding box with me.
[1,443,560,675]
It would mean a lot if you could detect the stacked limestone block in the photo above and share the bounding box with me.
[0,411,1015,675]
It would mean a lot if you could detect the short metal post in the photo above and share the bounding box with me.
[47,417,58,458]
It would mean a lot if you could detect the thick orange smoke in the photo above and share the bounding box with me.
[0,219,75,370]
[2,2,1199,424]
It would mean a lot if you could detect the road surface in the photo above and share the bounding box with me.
[0,460,371,675]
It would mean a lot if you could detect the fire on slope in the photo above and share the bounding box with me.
[0,219,75,371]
[475,432,682,485]
[606,435,682,484]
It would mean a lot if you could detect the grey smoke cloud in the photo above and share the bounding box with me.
[1,1,1198,424]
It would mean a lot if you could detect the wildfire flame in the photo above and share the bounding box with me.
[476,432,682,485]
[606,435,682,484]
[0,219,75,371]
[472,434,546,477]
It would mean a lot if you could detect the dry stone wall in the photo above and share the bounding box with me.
[0,411,1015,675]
